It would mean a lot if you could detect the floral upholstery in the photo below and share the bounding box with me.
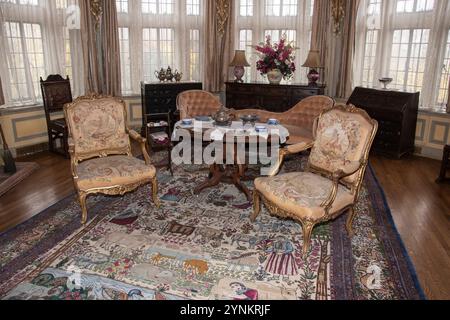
[255,172,354,220]
[64,95,159,224]
[177,90,222,119]
[76,155,156,191]
[65,97,129,157]
[233,96,334,145]
[309,108,374,184]
[252,104,377,257]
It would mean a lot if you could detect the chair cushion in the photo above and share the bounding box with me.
[255,172,354,221]
[76,155,156,191]
[177,90,222,119]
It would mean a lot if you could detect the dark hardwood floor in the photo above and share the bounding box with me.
[0,151,449,299]
[370,155,450,300]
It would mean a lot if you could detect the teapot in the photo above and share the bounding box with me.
[154,68,166,82]
[174,70,183,82]
[165,66,174,82]
[213,105,233,126]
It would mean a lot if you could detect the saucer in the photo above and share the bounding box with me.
[255,125,267,132]
[181,119,193,125]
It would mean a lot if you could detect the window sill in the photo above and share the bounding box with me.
[419,107,450,117]
[120,94,141,100]
[0,103,44,116]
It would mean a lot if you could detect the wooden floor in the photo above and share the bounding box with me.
[0,151,449,299]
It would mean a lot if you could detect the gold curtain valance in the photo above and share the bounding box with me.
[331,0,345,34]
[216,0,231,36]
[90,0,103,28]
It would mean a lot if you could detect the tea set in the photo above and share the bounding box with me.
[155,66,183,82]
[181,107,279,133]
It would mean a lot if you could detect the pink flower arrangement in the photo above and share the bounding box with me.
[255,34,297,79]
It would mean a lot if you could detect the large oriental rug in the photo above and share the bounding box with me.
[0,156,424,300]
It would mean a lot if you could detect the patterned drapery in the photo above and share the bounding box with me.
[80,0,121,96]
[204,0,235,92]
[311,0,360,98]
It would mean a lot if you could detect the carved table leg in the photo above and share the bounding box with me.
[194,164,223,195]
[231,164,252,202]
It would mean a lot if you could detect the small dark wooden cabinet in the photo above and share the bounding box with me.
[225,81,326,112]
[140,81,202,132]
[348,87,419,158]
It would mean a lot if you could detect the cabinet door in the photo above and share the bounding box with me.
[259,95,290,112]
[227,94,259,109]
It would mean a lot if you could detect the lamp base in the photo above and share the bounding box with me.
[233,66,245,83]
[307,69,320,86]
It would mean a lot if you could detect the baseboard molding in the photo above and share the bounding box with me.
[414,146,443,160]
[14,142,49,158]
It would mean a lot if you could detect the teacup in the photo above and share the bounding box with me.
[182,119,193,125]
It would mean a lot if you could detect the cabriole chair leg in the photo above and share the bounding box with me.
[301,221,314,259]
[152,177,161,208]
[250,191,261,222]
[346,206,356,237]
[79,192,88,224]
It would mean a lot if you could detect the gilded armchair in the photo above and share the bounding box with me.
[176,90,222,119]
[252,104,378,257]
[64,95,160,224]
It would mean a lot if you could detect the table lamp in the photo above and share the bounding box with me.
[230,50,250,83]
[302,50,323,86]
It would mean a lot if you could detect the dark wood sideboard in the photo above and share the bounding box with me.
[140,81,202,133]
[348,87,419,158]
[225,82,326,112]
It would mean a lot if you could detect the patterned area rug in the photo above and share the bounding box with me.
[0,155,424,300]
[0,162,39,197]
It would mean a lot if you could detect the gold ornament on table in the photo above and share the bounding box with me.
[165,66,174,82]
[174,70,183,82]
[331,0,345,34]
[216,0,231,36]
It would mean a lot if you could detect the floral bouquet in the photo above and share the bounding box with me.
[255,34,297,81]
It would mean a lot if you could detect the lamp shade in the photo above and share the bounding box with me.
[302,50,323,68]
[230,50,250,67]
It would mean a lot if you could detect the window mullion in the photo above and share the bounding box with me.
[19,23,35,102]
[404,29,413,91]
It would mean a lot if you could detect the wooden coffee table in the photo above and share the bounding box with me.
[173,121,289,202]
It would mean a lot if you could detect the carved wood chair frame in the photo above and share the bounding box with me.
[251,104,379,258]
[64,94,160,224]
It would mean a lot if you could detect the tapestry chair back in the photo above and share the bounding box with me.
[64,96,132,162]
[177,90,222,119]
[308,104,378,191]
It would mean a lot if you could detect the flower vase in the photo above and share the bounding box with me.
[267,69,283,84]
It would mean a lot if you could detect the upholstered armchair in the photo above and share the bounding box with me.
[252,104,378,258]
[176,90,223,119]
[234,96,335,145]
[64,95,160,224]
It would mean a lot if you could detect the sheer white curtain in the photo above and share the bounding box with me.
[0,0,84,106]
[234,0,314,83]
[354,0,450,111]
[117,0,204,95]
